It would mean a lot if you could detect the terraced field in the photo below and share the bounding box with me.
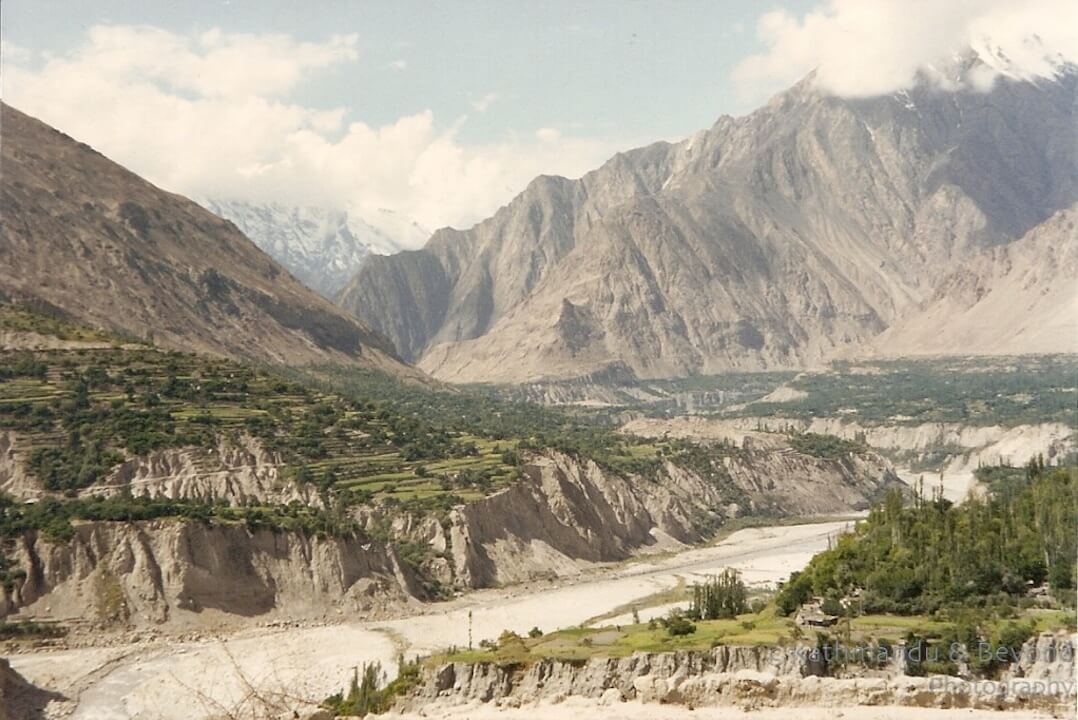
[0,306,527,505]
[0,305,746,522]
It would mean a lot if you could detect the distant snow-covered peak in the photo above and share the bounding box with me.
[198,198,427,299]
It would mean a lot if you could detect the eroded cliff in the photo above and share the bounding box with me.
[401,633,1076,714]
[0,447,899,628]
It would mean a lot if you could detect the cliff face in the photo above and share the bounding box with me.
[425,449,899,589]
[407,645,823,708]
[873,205,1078,356]
[402,633,1076,713]
[624,417,1076,484]
[1,521,420,628]
[0,448,899,627]
[98,433,325,508]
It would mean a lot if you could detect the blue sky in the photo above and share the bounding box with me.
[4,0,814,146]
[3,1,1073,240]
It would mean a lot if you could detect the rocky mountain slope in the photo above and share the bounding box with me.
[338,64,1077,383]
[198,199,424,298]
[873,204,1078,356]
[0,103,413,374]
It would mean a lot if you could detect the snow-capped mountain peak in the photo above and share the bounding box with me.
[198,199,427,298]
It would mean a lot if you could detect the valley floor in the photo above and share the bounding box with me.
[9,518,1068,720]
[11,520,855,719]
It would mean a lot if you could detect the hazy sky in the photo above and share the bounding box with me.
[3,1,1075,241]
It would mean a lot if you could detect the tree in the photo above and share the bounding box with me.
[691,568,748,620]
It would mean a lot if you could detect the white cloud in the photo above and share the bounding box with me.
[470,92,497,113]
[389,58,408,71]
[734,0,1078,103]
[535,127,561,143]
[3,25,621,246]
[0,40,33,65]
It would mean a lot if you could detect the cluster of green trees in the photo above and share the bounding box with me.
[775,465,1077,616]
[740,356,1076,427]
[303,364,775,504]
[903,615,1038,678]
[323,658,422,716]
[0,352,47,380]
[656,609,697,637]
[0,346,521,498]
[689,569,748,620]
[787,432,867,459]
[0,492,360,543]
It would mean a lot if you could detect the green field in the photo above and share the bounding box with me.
[432,604,1074,666]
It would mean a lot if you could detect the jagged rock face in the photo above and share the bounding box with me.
[198,199,418,299]
[625,417,1076,461]
[0,104,414,376]
[338,69,1078,382]
[0,521,420,627]
[407,646,823,708]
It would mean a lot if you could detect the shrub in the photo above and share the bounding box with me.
[664,610,697,637]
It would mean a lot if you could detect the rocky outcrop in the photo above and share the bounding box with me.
[2,431,323,504]
[0,431,38,500]
[95,433,323,508]
[2,430,321,507]
[0,520,421,628]
[0,657,63,720]
[1006,632,1077,686]
[402,633,1076,713]
[438,449,899,588]
[406,646,823,708]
